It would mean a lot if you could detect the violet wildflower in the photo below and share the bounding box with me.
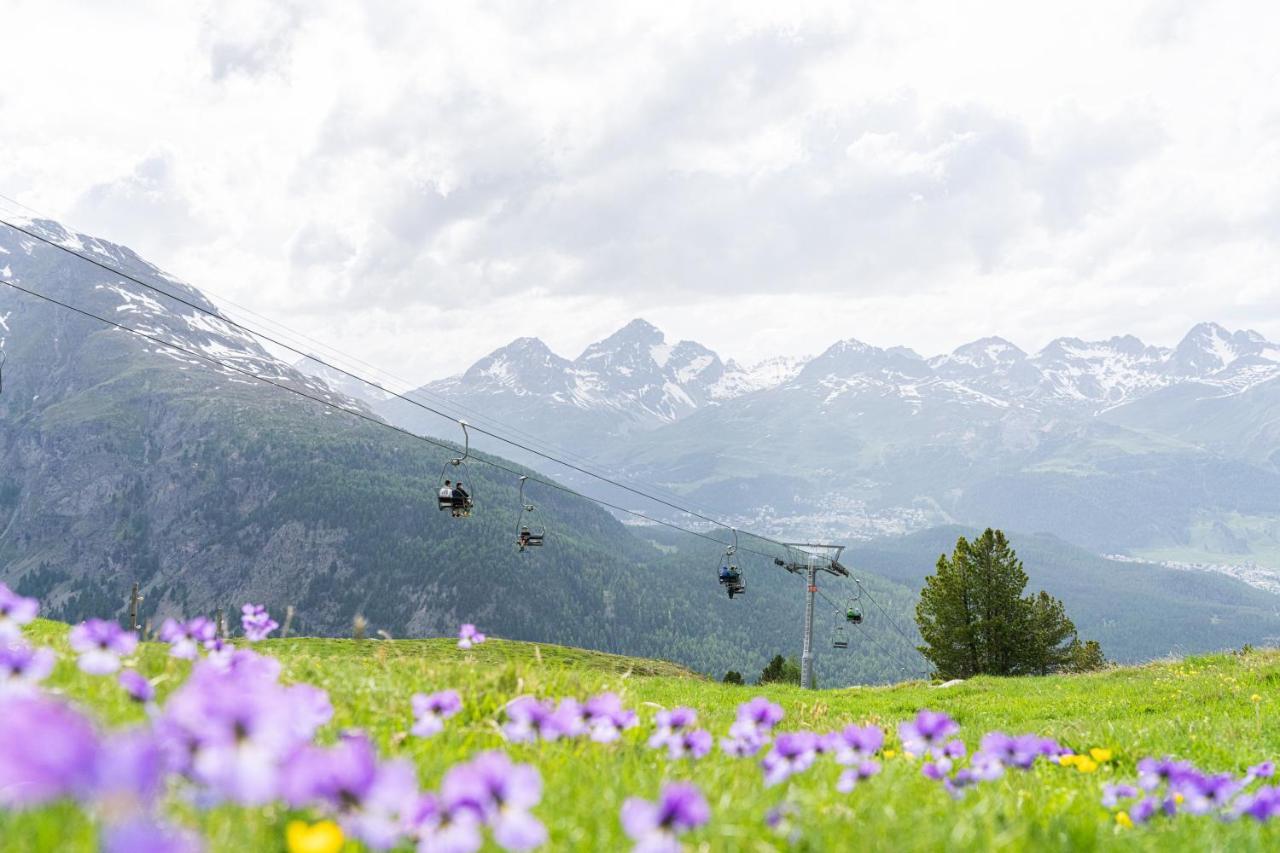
[978,732,1049,770]
[102,817,203,853]
[899,710,960,758]
[412,689,463,738]
[68,619,137,675]
[648,707,698,750]
[1235,786,1280,822]
[837,759,881,793]
[0,694,99,808]
[1247,761,1275,780]
[240,604,278,642]
[285,683,334,740]
[282,734,419,849]
[721,721,769,758]
[0,583,38,642]
[552,698,588,739]
[93,727,166,811]
[621,782,709,853]
[1101,783,1141,809]
[441,751,547,851]
[118,669,155,704]
[922,760,951,780]
[503,696,561,743]
[457,623,486,650]
[968,750,1005,782]
[405,791,484,853]
[666,728,713,761]
[761,731,819,787]
[0,641,55,694]
[583,692,638,743]
[834,724,884,765]
[736,696,784,730]
[159,652,319,803]
[1137,756,1195,791]
[1129,797,1159,825]
[1182,773,1241,815]
[944,768,978,799]
[158,617,215,660]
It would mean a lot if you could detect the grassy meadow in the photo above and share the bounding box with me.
[3,619,1280,851]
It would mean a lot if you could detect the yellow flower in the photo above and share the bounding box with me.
[1074,757,1099,774]
[1115,812,1133,829]
[1089,748,1113,763]
[1057,755,1079,767]
[884,749,897,759]
[287,820,344,853]
[1251,694,1262,703]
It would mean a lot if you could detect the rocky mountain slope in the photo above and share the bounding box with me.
[378,319,1280,563]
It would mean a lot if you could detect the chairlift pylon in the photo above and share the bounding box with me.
[0,349,7,395]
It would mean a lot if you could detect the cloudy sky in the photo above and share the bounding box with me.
[2,0,1279,380]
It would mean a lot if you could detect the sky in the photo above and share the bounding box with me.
[2,0,1279,380]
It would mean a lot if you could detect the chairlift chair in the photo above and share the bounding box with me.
[845,593,863,624]
[437,422,475,517]
[515,476,547,551]
[832,626,849,649]
[716,531,746,598]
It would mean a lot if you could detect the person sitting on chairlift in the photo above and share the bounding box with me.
[439,480,454,500]
[452,481,470,516]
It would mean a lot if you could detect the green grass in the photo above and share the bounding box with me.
[4,620,1280,851]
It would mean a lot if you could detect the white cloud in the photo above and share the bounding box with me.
[1,0,1279,381]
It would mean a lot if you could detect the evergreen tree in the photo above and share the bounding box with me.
[916,529,1099,679]
[722,670,744,685]
[1067,639,1108,673]
[758,654,802,685]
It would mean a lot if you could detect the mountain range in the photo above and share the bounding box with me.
[373,318,1280,567]
[3,214,1279,684]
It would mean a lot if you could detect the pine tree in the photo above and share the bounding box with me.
[916,529,1100,680]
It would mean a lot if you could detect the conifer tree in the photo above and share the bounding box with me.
[916,529,1096,679]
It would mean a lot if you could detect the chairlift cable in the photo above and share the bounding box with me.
[0,213,796,556]
[0,276,773,555]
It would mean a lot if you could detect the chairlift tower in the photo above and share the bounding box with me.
[782,543,849,689]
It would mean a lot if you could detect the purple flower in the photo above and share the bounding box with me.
[922,760,951,780]
[837,759,881,793]
[158,617,216,660]
[0,694,99,808]
[240,604,278,642]
[899,710,960,758]
[1235,786,1280,822]
[503,696,562,743]
[68,619,137,675]
[405,792,484,853]
[1137,756,1196,791]
[621,782,709,852]
[721,721,769,758]
[978,732,1052,770]
[0,583,39,642]
[102,817,203,853]
[1101,783,1141,809]
[968,750,1005,782]
[942,738,967,759]
[0,641,55,694]
[1129,797,1159,825]
[1180,772,1241,815]
[834,724,884,765]
[457,623,486,650]
[551,698,588,739]
[93,727,166,810]
[761,731,819,787]
[1247,761,1275,780]
[158,651,319,804]
[118,669,155,704]
[944,768,978,799]
[412,689,463,738]
[736,696,784,730]
[441,751,546,851]
[281,734,419,849]
[583,692,638,743]
[666,728,713,760]
[648,707,698,750]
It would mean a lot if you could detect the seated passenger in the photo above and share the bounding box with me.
[452,482,470,505]
[439,480,454,500]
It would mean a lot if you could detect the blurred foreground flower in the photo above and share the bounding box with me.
[458,623,486,650]
[69,619,137,675]
[241,604,279,642]
[286,820,344,853]
[0,583,38,642]
[621,782,708,853]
